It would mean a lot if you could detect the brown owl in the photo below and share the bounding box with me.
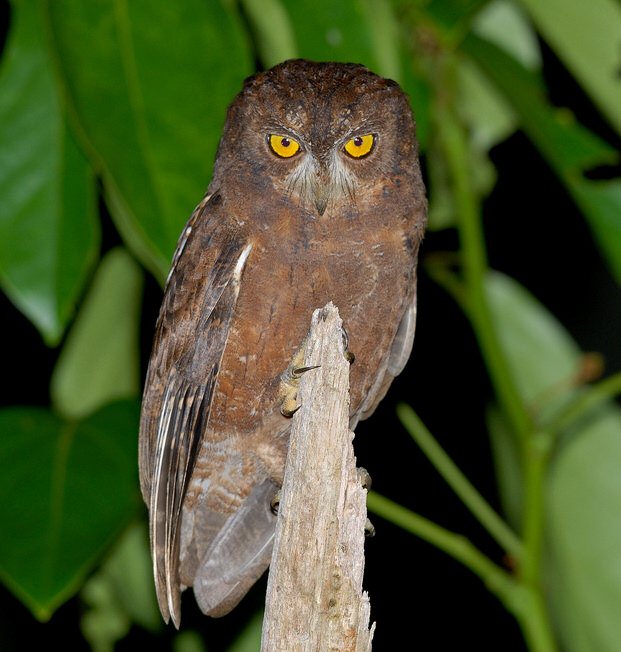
[139,59,427,626]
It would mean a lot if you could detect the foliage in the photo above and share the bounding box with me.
[1,0,620,650]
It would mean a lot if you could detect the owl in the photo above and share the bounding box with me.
[139,59,427,626]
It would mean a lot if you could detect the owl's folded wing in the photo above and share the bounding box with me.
[139,196,252,627]
[358,274,418,422]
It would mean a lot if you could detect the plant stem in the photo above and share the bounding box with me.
[397,402,523,558]
[542,369,621,435]
[366,491,514,596]
[367,490,551,639]
[433,75,531,446]
[429,50,558,651]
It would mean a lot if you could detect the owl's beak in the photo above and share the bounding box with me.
[313,189,329,216]
[311,162,331,216]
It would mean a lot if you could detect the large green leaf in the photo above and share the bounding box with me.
[0,0,99,345]
[484,271,621,651]
[43,0,253,281]
[80,522,161,651]
[464,33,621,286]
[283,0,381,72]
[485,272,581,407]
[571,179,621,286]
[547,404,621,652]
[240,0,298,68]
[484,271,581,526]
[518,0,621,139]
[51,247,143,420]
[0,400,141,620]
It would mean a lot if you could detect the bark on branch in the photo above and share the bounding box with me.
[261,302,375,652]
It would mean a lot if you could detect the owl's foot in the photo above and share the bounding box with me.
[279,336,321,417]
[279,365,319,416]
[278,327,354,417]
[365,518,376,538]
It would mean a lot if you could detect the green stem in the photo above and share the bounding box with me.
[367,492,544,628]
[542,369,621,435]
[368,491,558,651]
[366,491,514,594]
[520,431,553,589]
[397,402,522,558]
[428,51,557,651]
[434,91,531,445]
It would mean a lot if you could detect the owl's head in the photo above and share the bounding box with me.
[212,59,422,219]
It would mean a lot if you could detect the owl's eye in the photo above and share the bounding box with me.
[343,134,374,158]
[269,134,301,158]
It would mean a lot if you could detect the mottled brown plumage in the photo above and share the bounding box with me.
[139,59,427,626]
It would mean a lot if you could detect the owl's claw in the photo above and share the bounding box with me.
[280,401,302,418]
[358,467,372,491]
[292,365,321,376]
[341,326,355,364]
[364,518,376,538]
[270,490,282,515]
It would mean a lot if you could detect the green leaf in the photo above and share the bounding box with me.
[463,33,617,178]
[240,0,298,68]
[473,0,541,70]
[570,179,621,288]
[485,271,581,408]
[518,0,621,139]
[51,247,143,420]
[459,0,541,152]
[483,271,621,650]
[0,0,99,345]
[283,0,376,69]
[423,0,492,37]
[547,404,621,652]
[463,33,621,286]
[173,630,208,652]
[227,610,264,652]
[0,400,141,620]
[81,522,161,652]
[283,0,403,80]
[43,0,253,281]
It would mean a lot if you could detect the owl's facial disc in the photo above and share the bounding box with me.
[273,133,376,217]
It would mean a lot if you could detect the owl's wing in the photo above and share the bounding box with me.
[358,274,418,421]
[139,196,252,627]
[185,475,279,617]
[387,274,418,377]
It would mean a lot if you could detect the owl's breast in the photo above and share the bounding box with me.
[205,211,415,437]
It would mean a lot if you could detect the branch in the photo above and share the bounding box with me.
[261,302,374,652]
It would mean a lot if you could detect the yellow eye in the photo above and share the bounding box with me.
[269,134,301,158]
[344,134,374,158]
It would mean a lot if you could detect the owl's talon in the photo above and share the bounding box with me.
[280,401,301,418]
[292,364,321,376]
[358,467,372,491]
[270,491,282,515]
[364,518,376,538]
[341,326,355,364]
